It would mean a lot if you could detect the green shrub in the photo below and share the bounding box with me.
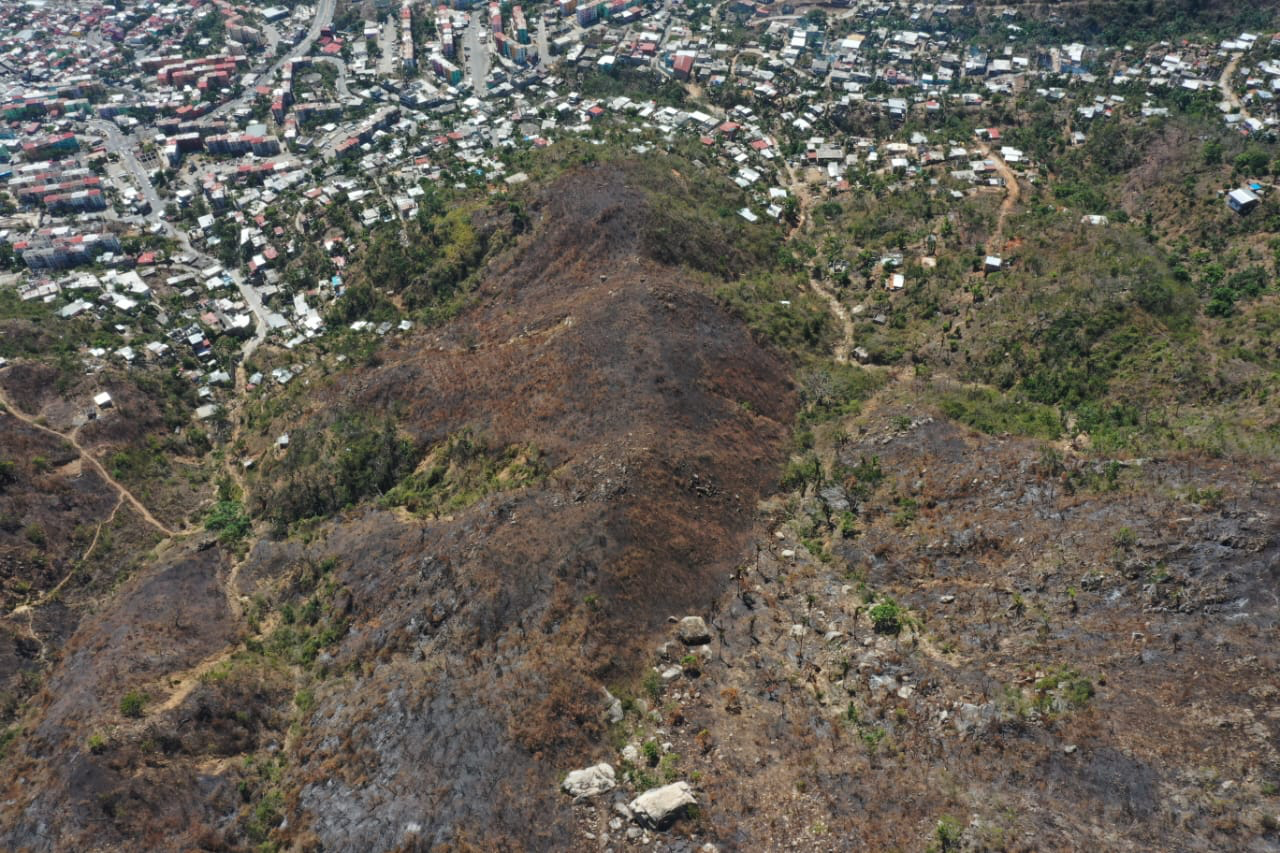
[246,790,283,843]
[938,386,1060,440]
[294,689,316,714]
[204,500,251,544]
[0,726,20,759]
[859,726,886,751]
[933,815,963,852]
[1234,147,1270,174]
[797,364,886,423]
[1032,667,1095,713]
[382,431,542,518]
[869,598,903,635]
[119,690,147,718]
[254,415,417,529]
[781,453,821,491]
[715,274,832,355]
[24,524,46,547]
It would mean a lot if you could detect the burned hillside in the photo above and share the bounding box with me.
[0,162,799,849]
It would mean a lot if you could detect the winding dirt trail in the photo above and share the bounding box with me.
[978,143,1021,254]
[808,276,854,363]
[0,384,176,537]
[782,164,856,363]
[8,494,127,619]
[1219,52,1247,116]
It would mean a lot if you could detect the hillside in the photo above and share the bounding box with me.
[3,149,1278,851]
[0,161,800,849]
[6,2,1280,844]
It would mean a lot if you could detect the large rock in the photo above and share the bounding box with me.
[819,485,850,513]
[629,782,697,829]
[955,702,997,737]
[562,764,616,798]
[678,616,711,646]
[602,687,624,723]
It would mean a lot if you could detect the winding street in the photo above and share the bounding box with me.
[88,117,269,358]
[313,54,356,101]
[210,0,339,119]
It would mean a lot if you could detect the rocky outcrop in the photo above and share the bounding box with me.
[562,764,616,798]
[678,616,711,645]
[629,782,697,829]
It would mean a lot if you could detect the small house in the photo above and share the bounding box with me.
[1228,187,1261,215]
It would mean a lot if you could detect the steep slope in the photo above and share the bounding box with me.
[0,162,798,849]
[589,402,1280,850]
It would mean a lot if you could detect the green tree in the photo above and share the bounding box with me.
[1234,147,1270,175]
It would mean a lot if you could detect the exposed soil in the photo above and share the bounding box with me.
[4,161,1278,852]
[0,380,176,537]
[0,363,208,532]
[569,401,1280,850]
[0,162,799,850]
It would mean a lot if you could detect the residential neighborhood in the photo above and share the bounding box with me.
[2,0,1280,428]
[7,2,1280,849]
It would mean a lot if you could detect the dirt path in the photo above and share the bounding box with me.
[153,645,237,714]
[781,163,856,363]
[1219,52,1248,117]
[8,494,128,620]
[808,276,854,363]
[978,143,1021,254]
[153,606,281,714]
[729,48,764,76]
[0,383,176,537]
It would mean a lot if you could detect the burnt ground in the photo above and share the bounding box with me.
[0,410,163,727]
[0,163,798,849]
[0,362,200,735]
[2,161,1278,852]
[569,399,1280,851]
[0,362,210,532]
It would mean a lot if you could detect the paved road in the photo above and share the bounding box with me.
[377,16,397,77]
[210,0,338,119]
[263,23,281,55]
[314,54,355,100]
[89,119,163,218]
[175,233,270,359]
[91,120,272,358]
[462,17,488,90]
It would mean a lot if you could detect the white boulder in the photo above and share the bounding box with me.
[562,763,616,798]
[678,616,711,645]
[629,781,697,829]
